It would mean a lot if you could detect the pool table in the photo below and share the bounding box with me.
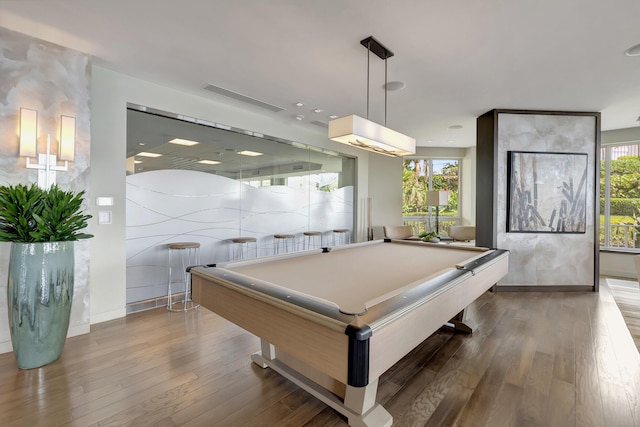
[190,239,509,427]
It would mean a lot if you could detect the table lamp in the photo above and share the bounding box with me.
[426,190,449,235]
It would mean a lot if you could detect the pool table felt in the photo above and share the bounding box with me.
[224,242,490,315]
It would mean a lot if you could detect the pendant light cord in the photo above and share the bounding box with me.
[384,56,388,127]
[365,38,389,126]
[366,41,370,120]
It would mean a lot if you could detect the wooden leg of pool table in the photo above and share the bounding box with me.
[250,339,392,427]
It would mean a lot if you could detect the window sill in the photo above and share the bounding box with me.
[600,247,640,254]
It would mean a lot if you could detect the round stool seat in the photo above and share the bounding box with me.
[231,237,257,244]
[169,242,201,250]
[303,231,321,236]
[274,234,295,239]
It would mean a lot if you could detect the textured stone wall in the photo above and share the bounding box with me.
[496,113,597,286]
[0,26,91,353]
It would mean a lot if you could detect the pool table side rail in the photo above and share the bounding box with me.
[190,271,352,384]
[368,250,510,380]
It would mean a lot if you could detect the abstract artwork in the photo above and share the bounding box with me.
[507,151,588,233]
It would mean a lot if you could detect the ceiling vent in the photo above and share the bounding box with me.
[204,84,285,112]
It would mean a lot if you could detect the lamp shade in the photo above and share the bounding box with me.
[328,115,416,157]
[19,107,37,157]
[426,190,449,206]
[59,115,75,161]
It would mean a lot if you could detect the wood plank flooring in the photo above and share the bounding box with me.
[0,278,639,426]
[608,277,640,352]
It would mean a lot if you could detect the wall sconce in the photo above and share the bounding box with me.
[19,107,76,189]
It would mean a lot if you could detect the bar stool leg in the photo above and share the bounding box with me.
[167,242,200,312]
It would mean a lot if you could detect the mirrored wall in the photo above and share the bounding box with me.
[125,105,356,308]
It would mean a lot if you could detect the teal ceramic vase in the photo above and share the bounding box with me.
[7,241,74,369]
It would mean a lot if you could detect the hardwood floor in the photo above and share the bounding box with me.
[1,278,639,427]
[608,277,640,352]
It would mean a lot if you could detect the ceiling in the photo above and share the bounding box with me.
[1,0,639,148]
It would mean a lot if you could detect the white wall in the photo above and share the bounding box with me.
[89,66,384,323]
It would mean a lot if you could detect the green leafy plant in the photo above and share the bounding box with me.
[0,183,93,242]
[418,231,438,241]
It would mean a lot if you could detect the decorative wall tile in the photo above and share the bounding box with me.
[0,27,91,353]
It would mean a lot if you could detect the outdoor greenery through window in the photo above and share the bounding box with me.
[402,159,460,235]
[600,143,640,250]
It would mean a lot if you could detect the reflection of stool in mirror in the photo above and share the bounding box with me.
[332,229,350,246]
[167,242,200,312]
[274,234,295,254]
[303,231,323,250]
[231,237,257,260]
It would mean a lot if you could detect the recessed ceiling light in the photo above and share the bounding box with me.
[295,115,304,121]
[448,125,463,130]
[138,142,145,146]
[295,102,304,107]
[313,108,323,113]
[384,81,406,91]
[625,43,640,56]
[197,160,221,165]
[137,152,162,158]
[238,150,263,157]
[169,138,200,146]
[329,115,338,119]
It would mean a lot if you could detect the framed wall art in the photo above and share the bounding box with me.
[507,150,588,233]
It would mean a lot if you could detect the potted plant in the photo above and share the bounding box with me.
[0,183,92,369]
[419,231,440,243]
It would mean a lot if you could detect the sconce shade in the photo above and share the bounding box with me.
[59,115,75,161]
[426,190,449,206]
[19,107,37,158]
[328,115,416,157]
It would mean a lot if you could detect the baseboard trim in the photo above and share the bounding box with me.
[497,285,595,292]
[0,342,12,355]
[68,324,90,337]
[91,307,127,325]
[125,293,188,315]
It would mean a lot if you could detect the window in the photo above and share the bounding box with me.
[600,143,640,250]
[402,158,460,235]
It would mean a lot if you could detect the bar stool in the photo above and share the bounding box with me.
[167,242,200,312]
[303,231,323,250]
[333,229,350,246]
[231,237,257,260]
[274,234,296,254]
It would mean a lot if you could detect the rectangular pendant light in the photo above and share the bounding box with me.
[328,115,416,157]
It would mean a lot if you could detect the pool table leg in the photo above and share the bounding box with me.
[251,339,276,368]
[250,339,392,427]
[448,309,477,334]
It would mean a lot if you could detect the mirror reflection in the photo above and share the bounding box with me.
[125,107,356,310]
